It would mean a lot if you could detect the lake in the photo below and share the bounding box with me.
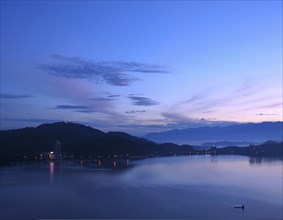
[0,155,282,220]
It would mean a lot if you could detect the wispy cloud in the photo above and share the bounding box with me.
[162,112,239,128]
[128,96,159,106]
[90,97,117,102]
[256,113,280,116]
[107,94,120,98]
[54,104,99,113]
[173,79,281,114]
[3,118,58,123]
[76,109,98,113]
[184,94,206,104]
[125,110,146,114]
[0,93,33,99]
[259,103,282,109]
[37,55,169,86]
[55,105,91,110]
[53,100,114,114]
[241,102,282,111]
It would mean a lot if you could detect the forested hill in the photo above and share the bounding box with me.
[1,122,282,164]
[0,122,194,156]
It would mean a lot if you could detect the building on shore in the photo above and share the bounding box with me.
[54,140,62,160]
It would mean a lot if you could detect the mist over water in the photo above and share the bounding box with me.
[1,156,282,219]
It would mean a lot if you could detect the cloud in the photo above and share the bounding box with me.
[259,103,282,109]
[90,97,117,102]
[173,82,281,114]
[242,102,282,111]
[173,89,229,112]
[256,113,280,116]
[54,100,113,114]
[106,115,240,136]
[128,96,159,106]
[37,55,169,86]
[55,105,91,110]
[3,118,58,123]
[54,105,100,113]
[107,94,120,98]
[184,94,206,104]
[129,93,144,96]
[0,93,33,99]
[162,112,239,128]
[76,109,98,113]
[125,110,146,114]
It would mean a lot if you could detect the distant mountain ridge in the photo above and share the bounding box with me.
[144,122,283,145]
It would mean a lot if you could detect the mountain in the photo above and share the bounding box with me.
[144,122,283,145]
[0,122,282,165]
[0,122,195,157]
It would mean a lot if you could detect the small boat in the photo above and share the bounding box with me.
[234,205,245,209]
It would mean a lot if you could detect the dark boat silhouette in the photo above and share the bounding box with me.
[234,205,245,209]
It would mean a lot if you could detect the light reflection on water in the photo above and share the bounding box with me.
[49,161,54,183]
[1,155,282,220]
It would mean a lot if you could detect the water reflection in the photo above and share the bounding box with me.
[1,156,282,220]
[83,159,133,170]
[49,161,54,183]
[113,160,117,168]
[210,155,218,163]
[59,161,62,176]
[249,157,262,164]
[118,156,282,204]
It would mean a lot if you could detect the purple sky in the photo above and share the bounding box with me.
[1,1,282,135]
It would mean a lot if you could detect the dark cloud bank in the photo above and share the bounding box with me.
[128,96,159,106]
[38,55,169,86]
[55,105,91,110]
[125,110,146,114]
[0,93,33,99]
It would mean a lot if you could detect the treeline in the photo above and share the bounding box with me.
[200,141,283,158]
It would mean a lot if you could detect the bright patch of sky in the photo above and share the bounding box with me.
[1,1,282,135]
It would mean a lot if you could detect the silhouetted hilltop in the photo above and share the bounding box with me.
[144,122,283,144]
[1,122,105,154]
[0,122,282,165]
[36,122,105,137]
[258,140,283,157]
[0,122,193,157]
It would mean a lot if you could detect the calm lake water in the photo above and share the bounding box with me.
[0,155,282,220]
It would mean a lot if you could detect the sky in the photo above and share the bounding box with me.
[1,1,282,135]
